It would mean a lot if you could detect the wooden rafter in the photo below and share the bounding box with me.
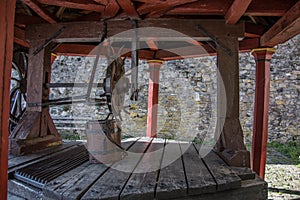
[102,0,120,19]
[260,0,300,47]
[93,0,108,5]
[21,0,58,24]
[115,0,140,19]
[14,26,30,47]
[37,0,105,12]
[225,0,252,24]
[145,0,198,18]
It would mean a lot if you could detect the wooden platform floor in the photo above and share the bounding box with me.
[8,138,267,200]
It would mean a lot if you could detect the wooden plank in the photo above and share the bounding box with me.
[116,0,140,19]
[120,138,165,200]
[21,0,58,24]
[202,151,241,191]
[245,23,265,37]
[81,138,152,200]
[0,0,16,198]
[37,0,105,12]
[156,141,187,199]
[260,1,300,46]
[43,139,138,199]
[26,20,244,43]
[225,0,252,24]
[180,143,216,195]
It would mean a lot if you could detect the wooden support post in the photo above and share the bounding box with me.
[251,48,275,179]
[9,40,61,155]
[216,36,250,167]
[0,0,16,198]
[146,60,163,138]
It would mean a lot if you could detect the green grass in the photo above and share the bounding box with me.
[268,141,300,164]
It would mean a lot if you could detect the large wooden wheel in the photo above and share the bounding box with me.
[9,50,28,133]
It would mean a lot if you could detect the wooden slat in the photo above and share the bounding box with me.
[0,1,16,198]
[120,138,165,200]
[44,139,138,199]
[21,0,58,24]
[156,141,187,199]
[37,0,105,13]
[81,138,152,200]
[116,0,140,19]
[260,0,300,46]
[202,151,241,191]
[225,0,252,24]
[180,143,216,195]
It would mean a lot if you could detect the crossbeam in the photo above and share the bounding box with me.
[26,20,244,43]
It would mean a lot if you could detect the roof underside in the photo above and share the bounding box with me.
[14,0,300,60]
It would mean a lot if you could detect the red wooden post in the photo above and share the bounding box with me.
[0,0,16,199]
[251,48,275,179]
[146,60,163,138]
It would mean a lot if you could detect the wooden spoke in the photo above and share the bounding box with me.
[37,0,105,13]
[225,0,252,24]
[260,0,300,46]
[21,0,57,24]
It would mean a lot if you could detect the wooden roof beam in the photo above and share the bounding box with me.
[15,13,46,27]
[146,40,158,50]
[37,0,105,12]
[21,0,58,24]
[145,0,198,18]
[225,0,252,24]
[116,0,140,19]
[260,0,300,47]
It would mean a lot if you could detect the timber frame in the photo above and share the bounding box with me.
[1,0,300,199]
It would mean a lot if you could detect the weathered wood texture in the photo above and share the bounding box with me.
[25,20,244,43]
[251,48,275,179]
[260,0,300,46]
[216,36,250,167]
[0,0,16,199]
[8,139,260,200]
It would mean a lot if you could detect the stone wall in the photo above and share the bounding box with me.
[49,35,300,144]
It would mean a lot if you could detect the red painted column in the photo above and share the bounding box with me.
[0,0,16,199]
[146,60,163,138]
[251,48,275,179]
